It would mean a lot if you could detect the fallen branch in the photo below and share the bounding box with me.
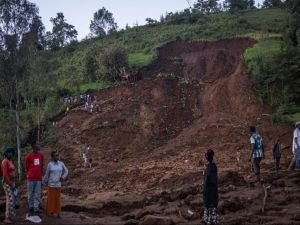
[262,184,271,213]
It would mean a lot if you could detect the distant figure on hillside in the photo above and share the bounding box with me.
[43,151,68,218]
[89,158,93,168]
[236,150,240,165]
[85,102,89,111]
[249,126,264,183]
[203,149,218,225]
[25,144,44,216]
[79,146,84,157]
[288,121,300,170]
[272,139,281,176]
[65,107,69,115]
[82,152,88,167]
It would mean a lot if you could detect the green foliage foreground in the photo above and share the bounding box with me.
[245,39,300,122]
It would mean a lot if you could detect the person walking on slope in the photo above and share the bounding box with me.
[203,149,218,225]
[43,151,68,218]
[25,144,44,216]
[272,139,281,176]
[1,148,17,224]
[249,126,264,182]
[293,121,300,169]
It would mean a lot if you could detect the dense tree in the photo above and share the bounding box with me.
[21,52,57,144]
[89,7,118,37]
[46,12,78,50]
[0,0,42,181]
[262,0,284,8]
[145,18,158,25]
[287,0,300,47]
[246,0,300,117]
[98,44,128,81]
[193,0,220,14]
[223,0,255,11]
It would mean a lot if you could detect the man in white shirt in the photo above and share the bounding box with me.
[288,121,300,170]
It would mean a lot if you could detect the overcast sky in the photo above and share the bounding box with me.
[30,0,264,40]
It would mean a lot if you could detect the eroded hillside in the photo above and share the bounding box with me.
[3,38,298,225]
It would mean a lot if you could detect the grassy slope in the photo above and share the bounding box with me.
[52,8,288,90]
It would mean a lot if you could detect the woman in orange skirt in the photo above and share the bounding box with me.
[43,151,68,218]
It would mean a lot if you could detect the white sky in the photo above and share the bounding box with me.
[30,0,264,40]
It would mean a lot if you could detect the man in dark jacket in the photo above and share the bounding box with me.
[203,149,218,225]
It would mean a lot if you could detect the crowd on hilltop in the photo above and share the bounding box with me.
[1,121,300,224]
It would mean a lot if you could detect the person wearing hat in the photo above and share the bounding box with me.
[1,148,17,223]
[25,143,44,215]
[289,121,300,170]
[203,149,218,225]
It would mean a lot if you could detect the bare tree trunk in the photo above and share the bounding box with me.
[37,97,40,144]
[15,77,22,183]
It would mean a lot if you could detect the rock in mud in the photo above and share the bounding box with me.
[140,215,175,225]
[124,219,140,225]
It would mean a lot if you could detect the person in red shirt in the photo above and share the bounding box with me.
[1,148,17,223]
[25,144,44,215]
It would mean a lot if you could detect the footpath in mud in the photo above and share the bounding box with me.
[1,38,299,225]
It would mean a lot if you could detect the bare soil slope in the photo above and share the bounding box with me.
[3,38,299,225]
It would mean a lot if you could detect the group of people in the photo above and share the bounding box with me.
[1,144,68,223]
[62,94,101,114]
[84,94,100,113]
[202,122,300,225]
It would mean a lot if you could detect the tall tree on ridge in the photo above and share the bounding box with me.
[46,12,78,50]
[89,7,118,37]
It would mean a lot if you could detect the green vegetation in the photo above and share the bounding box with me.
[128,53,154,68]
[50,8,288,88]
[243,1,300,123]
[288,113,300,123]
[80,81,112,93]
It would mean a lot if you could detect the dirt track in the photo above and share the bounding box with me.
[2,38,299,225]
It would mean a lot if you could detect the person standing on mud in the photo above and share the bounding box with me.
[1,148,17,224]
[249,126,264,182]
[290,121,300,169]
[272,139,281,176]
[43,151,68,218]
[25,144,44,215]
[203,149,218,225]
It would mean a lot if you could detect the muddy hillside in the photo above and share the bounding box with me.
[4,38,299,225]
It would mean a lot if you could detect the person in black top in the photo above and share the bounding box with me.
[272,139,281,176]
[203,149,218,225]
